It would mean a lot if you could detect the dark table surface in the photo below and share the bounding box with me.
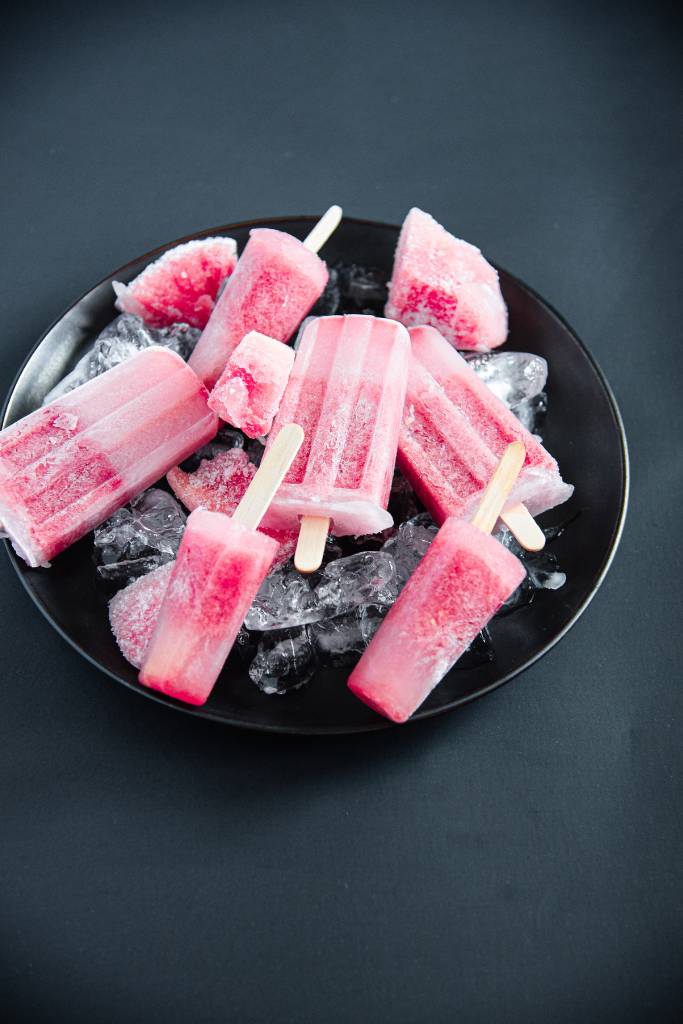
[2,3,681,1022]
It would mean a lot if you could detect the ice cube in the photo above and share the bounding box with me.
[43,314,201,403]
[245,569,320,630]
[382,513,438,588]
[94,487,186,587]
[249,628,317,695]
[309,603,390,665]
[466,351,547,407]
[316,551,398,612]
[245,551,398,631]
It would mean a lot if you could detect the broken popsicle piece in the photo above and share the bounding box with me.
[208,331,295,438]
[0,347,218,567]
[139,424,304,705]
[113,236,238,329]
[348,443,527,723]
[385,207,507,352]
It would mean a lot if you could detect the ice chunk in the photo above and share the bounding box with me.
[309,603,389,666]
[466,351,547,406]
[315,551,398,611]
[495,525,567,612]
[44,314,201,403]
[381,513,438,588]
[249,628,317,695]
[94,488,186,587]
[245,551,398,631]
[245,571,319,631]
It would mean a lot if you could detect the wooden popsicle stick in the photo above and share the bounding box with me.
[302,205,343,253]
[500,502,546,551]
[471,442,526,535]
[232,424,304,532]
[295,515,330,574]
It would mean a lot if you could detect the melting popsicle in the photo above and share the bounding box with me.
[139,424,304,706]
[189,207,341,388]
[258,315,411,571]
[0,347,218,567]
[348,443,528,723]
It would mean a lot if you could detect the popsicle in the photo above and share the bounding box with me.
[348,443,527,723]
[385,207,507,352]
[0,347,218,567]
[398,325,573,547]
[258,315,411,572]
[139,424,303,706]
[207,331,295,438]
[189,206,341,388]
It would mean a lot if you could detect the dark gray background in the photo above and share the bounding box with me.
[1,2,681,1022]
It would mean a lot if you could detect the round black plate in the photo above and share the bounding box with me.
[1,216,628,733]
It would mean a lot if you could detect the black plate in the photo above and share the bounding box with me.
[1,216,628,733]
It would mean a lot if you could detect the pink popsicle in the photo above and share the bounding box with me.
[348,518,526,723]
[139,510,278,705]
[113,236,238,329]
[259,315,411,537]
[208,331,295,438]
[398,325,573,523]
[0,347,218,567]
[385,207,507,352]
[189,229,328,388]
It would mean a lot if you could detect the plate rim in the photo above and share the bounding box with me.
[1,215,630,734]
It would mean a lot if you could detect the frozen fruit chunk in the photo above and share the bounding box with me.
[167,447,296,569]
[109,561,174,668]
[385,207,507,352]
[208,331,294,438]
[113,236,238,329]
